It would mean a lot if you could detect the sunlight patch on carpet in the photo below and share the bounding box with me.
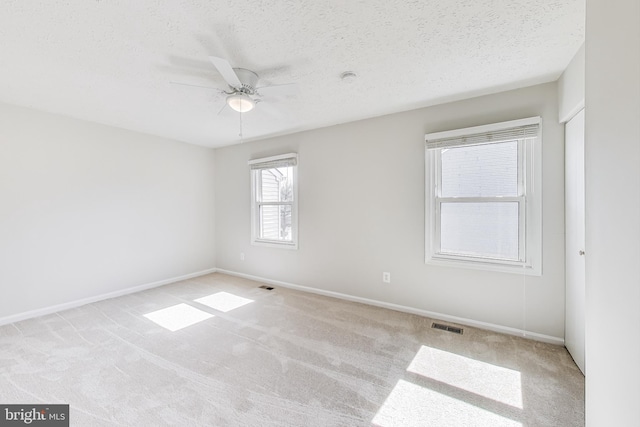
[194,292,254,313]
[372,380,522,427]
[143,303,214,331]
[407,346,523,409]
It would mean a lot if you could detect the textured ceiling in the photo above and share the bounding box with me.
[0,1,584,147]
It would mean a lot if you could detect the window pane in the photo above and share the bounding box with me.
[259,167,293,202]
[440,202,519,260]
[441,141,518,197]
[259,204,292,242]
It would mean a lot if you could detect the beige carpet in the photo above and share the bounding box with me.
[0,273,584,426]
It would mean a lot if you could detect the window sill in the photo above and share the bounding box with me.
[251,239,298,250]
[426,255,541,276]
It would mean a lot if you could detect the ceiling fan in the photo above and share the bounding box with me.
[175,56,297,114]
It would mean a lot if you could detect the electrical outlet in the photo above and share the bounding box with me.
[240,252,245,261]
[382,272,391,283]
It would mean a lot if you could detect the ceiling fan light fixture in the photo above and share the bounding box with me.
[227,93,255,113]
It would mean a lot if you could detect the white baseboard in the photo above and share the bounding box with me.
[1,266,564,346]
[0,268,217,326]
[216,268,565,346]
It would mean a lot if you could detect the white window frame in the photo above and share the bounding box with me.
[425,117,542,275]
[249,153,298,249]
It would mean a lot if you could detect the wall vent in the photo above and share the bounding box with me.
[259,285,274,290]
[431,322,463,335]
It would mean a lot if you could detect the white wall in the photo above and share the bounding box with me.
[0,103,216,321]
[585,0,640,425]
[215,82,565,340]
[558,43,585,123]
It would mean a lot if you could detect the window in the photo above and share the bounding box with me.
[249,153,298,248]
[425,117,541,275]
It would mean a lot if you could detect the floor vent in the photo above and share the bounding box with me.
[259,285,274,290]
[431,322,463,335]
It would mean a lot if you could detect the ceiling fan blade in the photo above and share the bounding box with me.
[256,83,298,97]
[169,81,219,90]
[217,102,228,115]
[209,56,242,89]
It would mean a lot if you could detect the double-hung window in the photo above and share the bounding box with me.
[425,117,541,275]
[249,153,298,248]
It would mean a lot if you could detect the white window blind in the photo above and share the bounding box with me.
[425,120,540,150]
[249,155,297,170]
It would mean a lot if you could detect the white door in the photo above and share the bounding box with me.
[565,109,586,374]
